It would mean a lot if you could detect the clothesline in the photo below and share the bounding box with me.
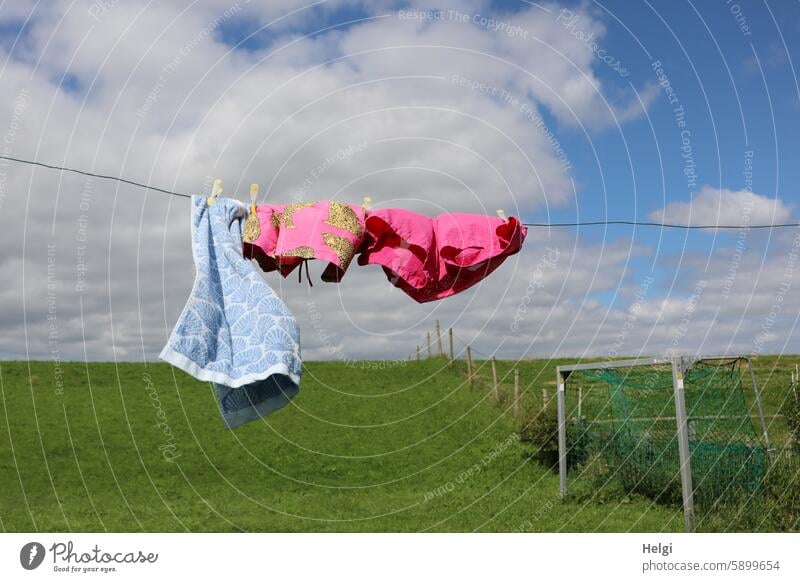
[2,154,798,230]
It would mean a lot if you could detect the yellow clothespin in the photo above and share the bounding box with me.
[496,209,506,220]
[363,196,372,211]
[207,179,222,205]
[242,183,261,243]
[249,183,259,212]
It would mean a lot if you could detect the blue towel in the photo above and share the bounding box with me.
[160,196,302,428]
[214,375,299,429]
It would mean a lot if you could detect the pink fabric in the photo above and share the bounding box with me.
[244,200,526,302]
[355,209,436,290]
[243,204,282,274]
[243,201,366,282]
[358,210,526,303]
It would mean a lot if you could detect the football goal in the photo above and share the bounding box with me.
[556,356,771,532]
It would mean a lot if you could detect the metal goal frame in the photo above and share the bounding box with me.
[555,356,770,532]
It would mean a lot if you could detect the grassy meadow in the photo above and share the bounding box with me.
[0,355,796,532]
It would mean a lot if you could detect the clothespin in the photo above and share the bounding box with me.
[363,196,372,211]
[496,209,506,220]
[207,179,222,205]
[249,183,259,212]
[242,183,262,243]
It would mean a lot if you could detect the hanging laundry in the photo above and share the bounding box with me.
[243,200,366,283]
[360,210,526,303]
[243,200,526,303]
[160,196,302,429]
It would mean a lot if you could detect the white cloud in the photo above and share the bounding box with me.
[2,1,796,363]
[649,186,794,227]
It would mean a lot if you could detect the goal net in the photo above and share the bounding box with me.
[557,357,770,530]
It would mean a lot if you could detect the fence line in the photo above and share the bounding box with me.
[408,320,552,419]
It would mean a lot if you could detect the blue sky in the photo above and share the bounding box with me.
[214,0,798,232]
[1,0,798,360]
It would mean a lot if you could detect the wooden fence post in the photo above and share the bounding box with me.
[448,328,454,367]
[416,345,420,361]
[435,320,444,357]
[514,369,521,417]
[541,388,549,411]
[426,333,431,358]
[467,345,474,387]
[793,369,799,403]
[491,357,499,402]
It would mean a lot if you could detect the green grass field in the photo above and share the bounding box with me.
[0,356,796,532]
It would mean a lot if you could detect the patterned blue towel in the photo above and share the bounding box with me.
[160,196,302,428]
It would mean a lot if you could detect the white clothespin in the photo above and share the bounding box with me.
[496,209,506,220]
[363,196,372,211]
[249,183,259,212]
[207,178,223,205]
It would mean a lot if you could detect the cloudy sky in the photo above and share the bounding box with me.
[1,0,798,362]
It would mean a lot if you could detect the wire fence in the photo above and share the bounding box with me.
[406,320,551,421]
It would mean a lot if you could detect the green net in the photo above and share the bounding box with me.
[565,359,768,510]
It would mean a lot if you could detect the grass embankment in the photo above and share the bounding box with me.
[0,358,684,532]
